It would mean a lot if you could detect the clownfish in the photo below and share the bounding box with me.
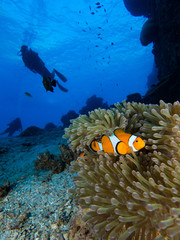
[89,129,145,155]
[76,152,88,161]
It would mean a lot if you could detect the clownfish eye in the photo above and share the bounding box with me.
[136,140,138,142]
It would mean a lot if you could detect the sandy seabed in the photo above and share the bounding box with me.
[0,129,77,240]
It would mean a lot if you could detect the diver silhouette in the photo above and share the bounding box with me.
[18,45,68,92]
[0,118,22,136]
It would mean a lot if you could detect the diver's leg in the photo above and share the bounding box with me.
[53,68,67,82]
[51,69,55,79]
[56,80,68,92]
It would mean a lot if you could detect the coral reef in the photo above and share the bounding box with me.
[126,93,142,102]
[147,62,158,89]
[124,0,180,103]
[44,122,57,131]
[123,0,153,17]
[59,144,77,166]
[34,151,65,174]
[140,18,157,46]
[64,101,180,239]
[61,110,79,128]
[19,126,43,137]
[68,207,97,240]
[79,94,108,115]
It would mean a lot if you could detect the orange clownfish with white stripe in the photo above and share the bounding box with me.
[89,129,145,155]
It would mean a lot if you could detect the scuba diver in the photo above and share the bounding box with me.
[0,118,22,136]
[18,45,68,92]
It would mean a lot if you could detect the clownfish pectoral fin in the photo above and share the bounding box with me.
[114,129,124,138]
[116,141,129,155]
[101,135,114,153]
[90,140,100,152]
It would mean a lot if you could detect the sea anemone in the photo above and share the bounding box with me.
[64,100,180,240]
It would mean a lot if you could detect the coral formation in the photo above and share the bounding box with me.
[68,207,97,240]
[61,110,79,128]
[19,126,43,137]
[140,18,157,46]
[34,151,65,174]
[64,101,180,239]
[59,144,77,166]
[44,122,57,131]
[123,0,180,104]
[79,94,108,115]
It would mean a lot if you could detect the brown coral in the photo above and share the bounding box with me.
[65,101,180,240]
[59,144,77,165]
[35,151,65,174]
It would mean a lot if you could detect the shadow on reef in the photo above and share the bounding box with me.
[123,0,180,104]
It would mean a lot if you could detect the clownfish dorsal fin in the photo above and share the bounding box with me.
[114,128,124,138]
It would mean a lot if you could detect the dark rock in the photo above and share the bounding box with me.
[19,126,43,137]
[79,95,108,115]
[0,147,9,154]
[147,62,158,89]
[123,0,154,17]
[140,18,157,46]
[126,93,142,102]
[44,122,57,131]
[0,181,10,199]
[61,111,79,128]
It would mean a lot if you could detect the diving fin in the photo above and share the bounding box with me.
[56,80,68,92]
[53,68,67,82]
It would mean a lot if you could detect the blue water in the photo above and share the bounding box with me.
[0,0,153,132]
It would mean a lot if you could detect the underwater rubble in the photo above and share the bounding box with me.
[0,128,78,239]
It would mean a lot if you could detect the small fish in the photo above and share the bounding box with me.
[24,92,32,97]
[96,2,100,5]
[91,12,95,15]
[89,129,145,155]
[97,6,101,8]
[77,152,88,161]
